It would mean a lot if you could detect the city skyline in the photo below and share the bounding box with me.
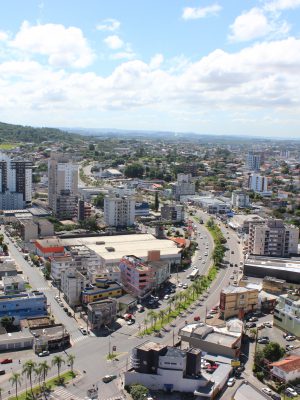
[1,0,300,137]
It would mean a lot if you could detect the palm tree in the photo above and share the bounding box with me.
[9,372,22,399]
[39,361,50,386]
[158,310,165,325]
[147,311,155,328]
[152,312,158,329]
[34,364,43,392]
[52,355,65,380]
[143,318,149,332]
[22,360,36,396]
[67,354,75,374]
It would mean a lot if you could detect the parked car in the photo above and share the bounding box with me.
[38,350,50,357]
[0,370,5,375]
[258,338,270,344]
[127,319,135,325]
[206,314,214,319]
[245,322,256,328]
[102,374,117,383]
[194,316,201,321]
[249,317,258,322]
[285,387,297,397]
[227,378,236,387]
[264,322,272,328]
[183,284,188,289]
[164,295,169,300]
[63,307,68,312]
[262,387,272,396]
[286,344,294,351]
[178,283,183,288]
[286,335,296,341]
[80,328,87,335]
[0,358,12,364]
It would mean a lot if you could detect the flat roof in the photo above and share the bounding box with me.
[233,382,270,400]
[222,285,257,295]
[246,257,300,274]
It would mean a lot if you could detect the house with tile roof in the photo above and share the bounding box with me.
[270,356,300,382]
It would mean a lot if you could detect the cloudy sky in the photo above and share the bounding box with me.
[1,0,300,137]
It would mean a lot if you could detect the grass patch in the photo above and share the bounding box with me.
[106,352,120,360]
[0,143,19,150]
[8,371,76,400]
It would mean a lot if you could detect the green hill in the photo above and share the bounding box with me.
[0,121,80,145]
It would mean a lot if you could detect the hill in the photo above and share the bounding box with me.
[0,122,79,144]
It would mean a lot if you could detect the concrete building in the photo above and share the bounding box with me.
[270,356,300,382]
[78,199,93,221]
[87,266,121,284]
[246,152,262,171]
[179,320,243,359]
[228,214,264,233]
[248,219,299,257]
[20,220,39,241]
[219,286,259,320]
[233,381,270,400]
[2,275,25,294]
[87,298,117,331]
[247,173,270,194]
[172,174,195,200]
[104,194,135,227]
[135,201,150,217]
[50,255,74,282]
[0,153,33,209]
[37,220,54,237]
[60,267,87,307]
[161,204,184,222]
[48,153,78,219]
[189,196,231,214]
[0,260,18,278]
[231,191,250,208]
[81,280,122,305]
[273,292,300,337]
[0,292,47,323]
[0,330,34,352]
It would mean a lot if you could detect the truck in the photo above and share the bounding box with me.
[189,268,199,281]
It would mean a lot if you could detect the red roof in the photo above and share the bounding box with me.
[270,356,300,373]
[169,237,186,248]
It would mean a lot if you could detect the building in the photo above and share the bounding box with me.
[219,286,259,320]
[0,260,18,278]
[0,292,47,323]
[48,153,78,219]
[87,266,121,284]
[262,276,286,295]
[78,199,93,221]
[119,254,170,298]
[172,174,195,200]
[273,292,300,337]
[60,268,87,307]
[248,219,299,257]
[37,220,54,237]
[228,214,264,233]
[81,280,122,304]
[246,152,262,171]
[247,173,270,194]
[233,381,270,400]
[0,153,33,209]
[161,204,184,222]
[231,191,250,209]
[20,220,39,241]
[35,238,65,258]
[87,298,117,331]
[2,275,25,294]
[104,194,135,227]
[135,202,150,217]
[179,320,243,359]
[270,356,300,382]
[189,196,231,214]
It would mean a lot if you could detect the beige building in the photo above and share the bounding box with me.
[248,219,299,257]
[48,153,78,219]
[37,219,54,237]
[20,220,38,241]
[60,267,87,307]
[219,286,259,320]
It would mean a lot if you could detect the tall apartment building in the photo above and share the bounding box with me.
[248,219,299,257]
[161,204,184,222]
[104,194,135,227]
[48,153,78,219]
[231,190,250,208]
[219,286,259,320]
[246,151,262,171]
[247,173,269,194]
[172,173,195,200]
[0,153,33,210]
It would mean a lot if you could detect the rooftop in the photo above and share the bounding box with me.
[222,285,258,295]
[136,341,166,352]
[270,356,300,372]
[233,381,270,400]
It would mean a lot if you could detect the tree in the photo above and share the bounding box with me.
[154,192,159,212]
[263,342,285,362]
[9,372,22,399]
[124,163,144,178]
[34,364,43,393]
[52,355,65,379]
[88,143,95,151]
[130,384,148,400]
[158,310,165,325]
[39,361,50,388]
[2,243,8,253]
[0,316,14,330]
[93,193,105,208]
[67,354,75,374]
[22,360,36,397]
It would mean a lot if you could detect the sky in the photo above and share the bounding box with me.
[1,0,300,138]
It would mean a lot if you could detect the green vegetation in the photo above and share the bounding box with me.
[124,163,144,178]
[0,143,19,150]
[206,218,226,266]
[127,384,148,400]
[253,342,285,380]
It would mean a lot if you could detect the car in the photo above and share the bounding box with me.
[227,378,236,387]
[286,335,296,341]
[153,296,159,301]
[285,387,297,397]
[164,295,169,300]
[245,322,256,328]
[127,319,135,325]
[210,310,218,314]
[80,328,87,335]
[137,306,145,312]
[258,338,269,344]
[0,370,5,375]
[178,283,183,287]
[206,314,214,319]
[262,388,273,396]
[63,307,68,312]
[202,260,205,264]
[201,361,210,369]
[264,322,272,328]
[102,374,117,383]
[233,280,238,285]
[249,317,258,322]
[286,344,294,351]
[231,251,234,254]
[212,306,219,311]
[38,350,50,357]
[271,394,281,400]
[0,358,12,364]
[194,316,201,321]
[199,256,202,260]
[171,288,176,293]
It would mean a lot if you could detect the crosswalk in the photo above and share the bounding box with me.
[71,332,90,345]
[36,286,51,291]
[51,387,83,400]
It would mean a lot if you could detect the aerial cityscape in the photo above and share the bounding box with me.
[0,1,300,400]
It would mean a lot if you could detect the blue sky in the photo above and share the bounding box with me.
[1,0,300,137]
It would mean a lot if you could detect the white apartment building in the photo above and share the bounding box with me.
[172,174,195,201]
[60,267,86,307]
[0,153,33,209]
[50,255,74,282]
[248,219,299,257]
[273,292,300,337]
[231,191,250,208]
[246,152,261,171]
[104,194,135,227]
[48,153,78,219]
[247,173,270,194]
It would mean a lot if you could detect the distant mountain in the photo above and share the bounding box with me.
[0,122,80,144]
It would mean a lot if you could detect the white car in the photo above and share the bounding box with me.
[286,387,297,397]
[178,283,183,287]
[227,378,236,387]
[262,387,272,396]
[286,335,296,341]
[164,295,169,300]
[183,284,188,289]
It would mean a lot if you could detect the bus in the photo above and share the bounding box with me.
[189,268,199,281]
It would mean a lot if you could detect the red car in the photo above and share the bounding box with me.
[194,316,201,321]
[0,358,12,364]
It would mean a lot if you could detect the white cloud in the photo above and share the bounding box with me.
[229,8,272,42]
[182,4,222,20]
[110,52,136,60]
[103,35,124,49]
[96,18,120,32]
[264,0,300,11]
[150,54,164,69]
[0,31,8,41]
[10,21,94,68]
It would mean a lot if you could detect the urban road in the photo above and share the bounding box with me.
[0,212,254,400]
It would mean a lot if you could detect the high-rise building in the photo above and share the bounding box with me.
[246,152,262,171]
[247,173,269,194]
[48,153,78,219]
[104,194,135,227]
[172,173,195,200]
[0,153,33,210]
[248,219,299,257]
[231,190,250,208]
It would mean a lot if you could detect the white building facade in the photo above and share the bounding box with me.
[104,194,135,227]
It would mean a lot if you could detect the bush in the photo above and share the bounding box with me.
[129,384,148,400]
